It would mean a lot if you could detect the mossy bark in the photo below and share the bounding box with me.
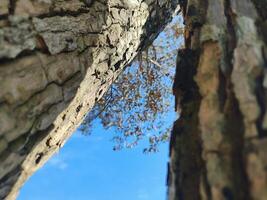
[168,0,267,200]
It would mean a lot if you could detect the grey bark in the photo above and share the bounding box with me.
[168,0,267,200]
[0,0,179,199]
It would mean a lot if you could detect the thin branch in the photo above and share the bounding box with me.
[86,87,114,123]
[142,56,163,68]
[142,55,168,78]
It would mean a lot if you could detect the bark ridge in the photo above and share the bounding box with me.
[168,0,267,200]
[0,0,179,199]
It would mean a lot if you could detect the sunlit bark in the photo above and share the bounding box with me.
[168,1,267,200]
[0,1,179,199]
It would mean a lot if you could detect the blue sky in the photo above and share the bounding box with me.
[17,14,182,200]
[18,121,170,200]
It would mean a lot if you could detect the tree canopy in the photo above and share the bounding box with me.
[80,15,184,152]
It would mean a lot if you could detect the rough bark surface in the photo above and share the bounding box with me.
[0,1,179,199]
[168,0,267,200]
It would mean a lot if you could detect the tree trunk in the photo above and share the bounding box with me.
[168,0,267,200]
[0,1,179,199]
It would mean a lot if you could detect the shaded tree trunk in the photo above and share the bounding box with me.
[168,0,267,200]
[0,0,179,199]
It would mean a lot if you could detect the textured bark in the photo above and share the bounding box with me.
[168,0,267,200]
[0,1,179,199]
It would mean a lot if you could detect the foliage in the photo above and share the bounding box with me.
[80,15,184,152]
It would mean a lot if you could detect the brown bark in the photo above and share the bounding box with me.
[0,1,179,199]
[168,0,267,200]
